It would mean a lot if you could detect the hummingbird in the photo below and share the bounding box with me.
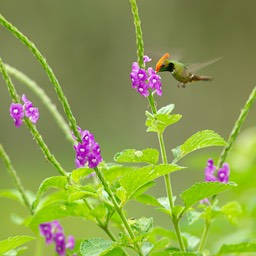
[155,52,220,88]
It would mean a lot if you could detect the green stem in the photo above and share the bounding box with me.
[82,188,130,255]
[129,0,145,68]
[158,132,185,251]
[148,93,157,114]
[217,86,256,169]
[0,14,82,142]
[172,217,186,251]
[0,57,67,177]
[1,44,122,251]
[158,133,174,208]
[35,236,44,256]
[0,144,31,211]
[94,167,143,256]
[5,64,74,144]
[82,198,116,241]
[198,220,210,251]
[129,0,185,250]
[148,93,185,250]
[25,119,67,177]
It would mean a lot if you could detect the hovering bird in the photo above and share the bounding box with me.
[155,52,220,88]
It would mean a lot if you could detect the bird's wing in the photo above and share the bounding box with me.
[188,57,222,73]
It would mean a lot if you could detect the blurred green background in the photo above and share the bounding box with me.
[1,0,256,254]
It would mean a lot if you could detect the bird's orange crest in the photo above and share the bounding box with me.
[155,52,170,72]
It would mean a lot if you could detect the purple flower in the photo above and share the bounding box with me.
[204,158,230,183]
[39,222,54,244]
[74,143,90,158]
[73,128,102,168]
[66,236,75,250]
[137,81,150,97]
[143,55,152,64]
[130,56,162,97]
[87,152,101,169]
[148,69,162,96]
[205,159,217,182]
[201,159,230,204]
[9,103,24,128]
[218,163,230,183]
[55,232,66,256]
[22,94,39,124]
[52,220,63,233]
[39,220,76,256]
[9,95,39,127]
[200,198,210,205]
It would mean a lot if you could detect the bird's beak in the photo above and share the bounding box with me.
[155,52,170,72]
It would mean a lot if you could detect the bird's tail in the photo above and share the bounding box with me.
[191,74,212,82]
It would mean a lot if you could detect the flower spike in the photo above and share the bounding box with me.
[130,55,162,97]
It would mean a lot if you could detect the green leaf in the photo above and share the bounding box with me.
[180,182,237,209]
[120,164,183,203]
[172,130,227,162]
[90,203,108,221]
[114,148,159,165]
[80,238,115,256]
[220,201,242,224]
[157,197,170,210]
[171,252,202,256]
[39,190,68,209]
[31,176,68,213]
[130,181,156,199]
[156,196,176,217]
[0,189,34,206]
[151,252,172,256]
[104,247,126,256]
[146,113,182,134]
[0,236,35,254]
[172,205,184,219]
[186,210,202,225]
[182,233,200,250]
[149,237,170,253]
[141,242,154,255]
[67,185,98,202]
[145,110,154,119]
[71,168,93,183]
[130,217,153,237]
[10,213,25,225]
[157,104,175,114]
[116,186,127,206]
[3,246,28,256]
[216,242,256,255]
[135,194,162,207]
[27,201,92,232]
[101,163,136,183]
[150,226,177,241]
[0,189,25,205]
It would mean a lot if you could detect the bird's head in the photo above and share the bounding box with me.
[155,52,174,73]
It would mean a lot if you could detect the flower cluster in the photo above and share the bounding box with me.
[200,159,230,205]
[205,159,230,183]
[9,94,39,127]
[73,127,102,168]
[130,55,162,97]
[39,220,75,256]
